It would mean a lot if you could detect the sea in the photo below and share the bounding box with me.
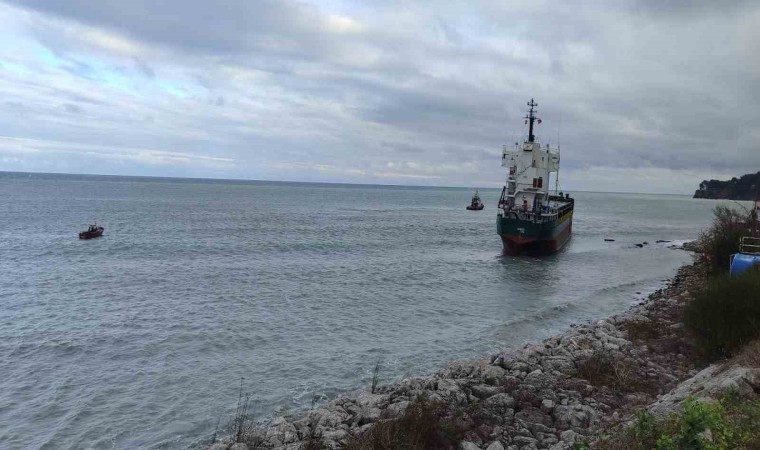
[0,172,729,449]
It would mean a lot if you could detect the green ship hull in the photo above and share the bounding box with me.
[497,205,573,253]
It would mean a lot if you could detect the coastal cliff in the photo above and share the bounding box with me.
[203,256,760,450]
[693,171,760,200]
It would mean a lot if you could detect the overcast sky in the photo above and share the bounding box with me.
[0,1,757,193]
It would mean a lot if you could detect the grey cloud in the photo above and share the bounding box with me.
[1,0,758,192]
[63,103,83,114]
[629,0,757,17]
[380,141,426,155]
[444,146,498,163]
[7,0,342,55]
[134,58,155,78]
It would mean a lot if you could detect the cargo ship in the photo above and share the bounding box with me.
[497,99,573,253]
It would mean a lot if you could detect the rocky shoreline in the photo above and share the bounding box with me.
[207,254,753,450]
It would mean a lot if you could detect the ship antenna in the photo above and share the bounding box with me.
[556,113,562,195]
[525,98,538,143]
[555,148,560,195]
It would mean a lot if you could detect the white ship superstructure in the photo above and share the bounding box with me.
[497,99,574,253]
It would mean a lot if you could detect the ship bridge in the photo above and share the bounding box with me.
[498,99,564,216]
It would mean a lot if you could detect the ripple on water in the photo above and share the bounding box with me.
[0,178,722,449]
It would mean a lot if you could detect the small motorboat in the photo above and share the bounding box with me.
[466,189,485,210]
[79,224,104,239]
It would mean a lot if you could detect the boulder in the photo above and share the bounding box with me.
[485,441,505,450]
[387,400,410,417]
[471,384,502,399]
[266,417,299,444]
[649,365,760,415]
[483,393,516,414]
[483,365,507,385]
[540,399,554,413]
[560,429,580,443]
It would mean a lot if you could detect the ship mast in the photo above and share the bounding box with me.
[525,98,539,143]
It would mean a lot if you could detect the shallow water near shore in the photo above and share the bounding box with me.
[0,172,729,449]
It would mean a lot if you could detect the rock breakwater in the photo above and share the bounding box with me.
[208,260,711,450]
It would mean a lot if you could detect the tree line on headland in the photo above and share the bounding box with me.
[693,171,760,200]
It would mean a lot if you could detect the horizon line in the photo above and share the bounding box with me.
[0,169,695,196]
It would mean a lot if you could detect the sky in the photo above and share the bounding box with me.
[0,1,758,193]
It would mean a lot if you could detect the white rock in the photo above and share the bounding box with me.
[650,365,760,415]
[560,429,580,443]
[356,392,389,409]
[387,400,410,417]
[483,393,515,413]
[485,441,505,450]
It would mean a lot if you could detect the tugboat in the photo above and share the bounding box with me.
[497,99,573,253]
[466,189,485,210]
[79,223,104,239]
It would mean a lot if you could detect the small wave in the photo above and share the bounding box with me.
[7,339,83,358]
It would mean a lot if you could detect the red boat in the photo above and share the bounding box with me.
[79,224,104,239]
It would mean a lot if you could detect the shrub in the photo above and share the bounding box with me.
[576,350,652,394]
[698,205,756,273]
[594,395,760,450]
[683,270,760,359]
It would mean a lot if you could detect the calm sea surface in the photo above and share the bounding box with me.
[0,172,727,449]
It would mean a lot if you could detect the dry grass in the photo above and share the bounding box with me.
[575,350,655,395]
[344,396,472,450]
[303,439,326,450]
[716,339,760,375]
[730,339,760,368]
[623,319,664,342]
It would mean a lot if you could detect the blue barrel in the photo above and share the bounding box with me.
[730,253,760,276]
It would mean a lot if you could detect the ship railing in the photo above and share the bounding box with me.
[501,208,558,223]
[739,236,760,254]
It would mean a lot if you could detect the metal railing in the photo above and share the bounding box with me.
[739,236,760,254]
[499,207,558,223]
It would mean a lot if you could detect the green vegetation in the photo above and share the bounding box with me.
[694,171,760,200]
[683,270,760,359]
[589,395,760,450]
[697,205,757,273]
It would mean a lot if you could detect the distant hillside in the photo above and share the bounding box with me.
[693,171,760,200]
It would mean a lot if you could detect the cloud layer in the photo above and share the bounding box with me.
[1,0,758,192]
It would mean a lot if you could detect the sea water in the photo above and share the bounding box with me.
[0,172,726,449]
